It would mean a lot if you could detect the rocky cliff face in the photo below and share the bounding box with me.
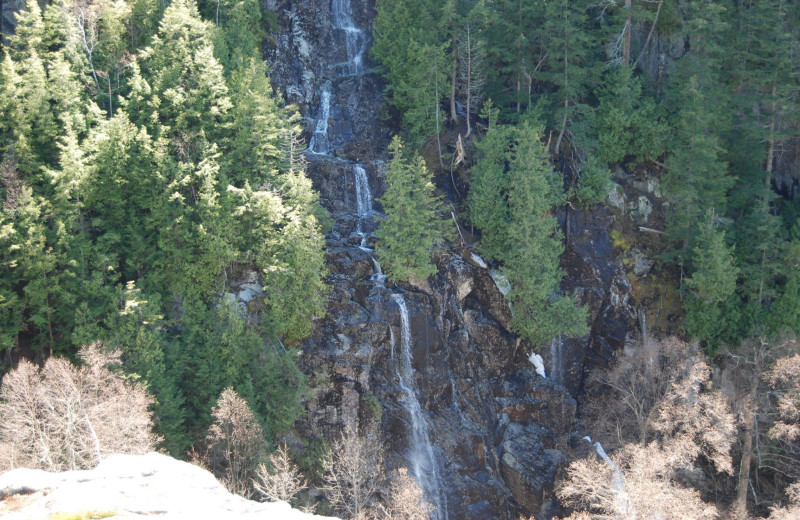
[263,1,638,518]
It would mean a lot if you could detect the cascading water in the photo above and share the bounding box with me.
[391,294,449,520]
[353,164,372,250]
[331,0,366,75]
[549,335,563,384]
[305,1,447,516]
[351,164,385,284]
[308,87,331,154]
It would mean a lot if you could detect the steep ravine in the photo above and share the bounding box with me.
[264,0,638,518]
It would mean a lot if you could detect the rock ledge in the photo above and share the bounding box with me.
[0,452,338,520]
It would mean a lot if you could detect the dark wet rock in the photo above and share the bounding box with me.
[264,1,638,518]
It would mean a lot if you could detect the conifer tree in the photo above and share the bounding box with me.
[770,224,800,335]
[542,0,595,155]
[684,211,740,351]
[372,0,447,145]
[594,65,666,166]
[107,282,188,455]
[482,0,544,115]
[376,137,449,283]
[468,122,586,346]
[127,0,232,158]
[466,123,514,260]
[222,59,287,188]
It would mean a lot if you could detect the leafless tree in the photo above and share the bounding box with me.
[584,337,694,448]
[651,358,736,475]
[253,443,307,503]
[456,22,486,137]
[0,342,157,472]
[322,423,384,519]
[561,336,735,519]
[205,387,267,498]
[721,335,800,518]
[558,440,720,520]
[766,353,800,445]
[373,467,433,520]
[767,482,800,520]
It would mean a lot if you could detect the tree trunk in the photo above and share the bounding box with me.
[735,413,754,519]
[450,45,459,124]
[465,25,472,136]
[623,0,632,66]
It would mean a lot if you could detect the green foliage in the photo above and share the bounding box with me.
[372,0,447,145]
[376,137,451,283]
[663,65,734,264]
[468,122,587,346]
[571,156,611,208]
[0,0,323,453]
[684,212,740,351]
[594,66,667,166]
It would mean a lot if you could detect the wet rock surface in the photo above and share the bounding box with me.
[265,1,638,518]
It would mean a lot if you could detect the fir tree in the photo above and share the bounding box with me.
[684,211,740,351]
[376,137,450,283]
[468,122,587,346]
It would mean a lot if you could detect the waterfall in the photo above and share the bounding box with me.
[353,164,372,218]
[331,0,366,75]
[351,164,385,284]
[309,88,331,155]
[354,164,372,250]
[550,335,563,384]
[391,294,448,520]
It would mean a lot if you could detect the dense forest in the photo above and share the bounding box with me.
[0,0,799,518]
[0,0,327,455]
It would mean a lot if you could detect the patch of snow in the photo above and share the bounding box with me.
[0,453,339,520]
[490,270,511,296]
[529,352,547,378]
[470,252,488,269]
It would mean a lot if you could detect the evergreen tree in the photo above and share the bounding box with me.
[106,282,188,455]
[482,0,544,116]
[221,59,287,188]
[541,0,595,155]
[127,0,232,158]
[468,122,586,346]
[684,211,740,351]
[771,234,800,335]
[372,0,447,145]
[594,65,666,166]
[466,122,514,259]
[85,111,165,282]
[663,71,733,265]
[376,137,450,283]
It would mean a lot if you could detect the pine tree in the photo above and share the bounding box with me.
[662,0,733,265]
[127,0,232,159]
[684,211,740,351]
[84,111,172,296]
[467,123,514,259]
[376,137,450,283]
[106,282,188,455]
[468,122,586,346]
[372,0,447,145]
[221,59,287,188]
[594,65,666,166]
[541,0,595,155]
[482,0,544,116]
[503,123,586,344]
